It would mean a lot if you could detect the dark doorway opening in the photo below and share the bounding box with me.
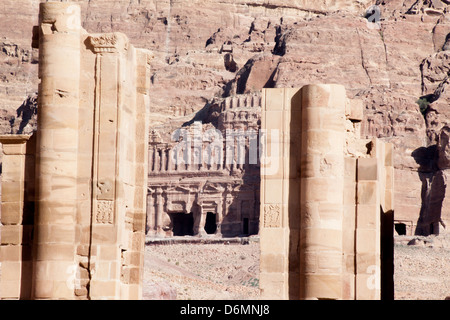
[242,218,249,235]
[381,209,394,300]
[394,223,406,236]
[430,223,437,235]
[170,212,194,236]
[204,212,217,234]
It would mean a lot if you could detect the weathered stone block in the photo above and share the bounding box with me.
[302,274,343,300]
[1,142,28,155]
[0,280,20,298]
[344,157,357,178]
[0,245,22,261]
[90,280,118,298]
[356,229,379,254]
[318,252,342,273]
[357,157,379,181]
[91,225,118,244]
[356,253,379,274]
[34,244,75,261]
[357,181,379,205]
[263,179,283,203]
[0,225,23,245]
[32,280,53,299]
[356,273,380,300]
[260,228,287,253]
[1,181,24,202]
[259,272,288,300]
[263,88,285,111]
[343,181,356,205]
[0,261,22,280]
[98,245,118,260]
[260,253,286,273]
[346,98,364,121]
[384,143,394,167]
[300,228,342,251]
[356,205,379,229]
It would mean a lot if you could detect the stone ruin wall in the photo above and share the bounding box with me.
[0,2,151,299]
[259,85,394,300]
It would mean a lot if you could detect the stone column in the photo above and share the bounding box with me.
[299,84,346,300]
[194,205,207,237]
[161,148,167,172]
[148,147,154,172]
[155,188,164,235]
[216,197,223,236]
[32,2,81,299]
[0,135,33,299]
[146,192,155,235]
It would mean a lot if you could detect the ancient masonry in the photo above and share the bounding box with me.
[0,2,394,300]
[259,85,394,300]
[0,2,151,299]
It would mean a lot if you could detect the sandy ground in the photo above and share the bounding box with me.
[394,234,450,300]
[143,234,450,300]
[143,238,260,300]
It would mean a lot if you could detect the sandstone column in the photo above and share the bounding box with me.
[194,205,207,236]
[299,84,346,300]
[146,192,155,235]
[155,187,164,235]
[0,135,34,299]
[32,2,81,299]
[216,196,223,236]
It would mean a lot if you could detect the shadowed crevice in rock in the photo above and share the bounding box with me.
[412,125,450,236]
[223,54,280,97]
[15,93,37,134]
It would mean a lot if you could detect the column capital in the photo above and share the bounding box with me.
[0,134,31,155]
[88,33,129,54]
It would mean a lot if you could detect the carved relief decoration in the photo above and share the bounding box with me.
[89,33,128,53]
[263,204,281,228]
[96,200,114,224]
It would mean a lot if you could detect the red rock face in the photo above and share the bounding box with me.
[1,0,450,235]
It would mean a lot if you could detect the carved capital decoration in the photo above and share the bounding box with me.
[88,33,128,53]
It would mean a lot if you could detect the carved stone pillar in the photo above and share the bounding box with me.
[28,2,151,300]
[216,197,223,236]
[0,135,34,299]
[259,85,393,300]
[32,2,82,299]
[146,191,155,235]
[148,147,154,172]
[259,88,302,300]
[155,187,164,236]
[193,202,207,237]
[299,84,346,300]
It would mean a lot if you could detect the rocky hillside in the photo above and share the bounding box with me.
[2,0,450,232]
